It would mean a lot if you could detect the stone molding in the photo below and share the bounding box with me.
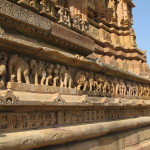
[1,117,150,150]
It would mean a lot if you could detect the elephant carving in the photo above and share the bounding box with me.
[8,54,30,84]
[45,63,54,86]
[59,65,72,88]
[53,64,61,87]
[0,64,6,85]
[30,59,46,85]
[0,51,7,86]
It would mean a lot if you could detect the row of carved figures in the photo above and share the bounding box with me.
[75,71,150,97]
[0,51,150,97]
[9,0,89,32]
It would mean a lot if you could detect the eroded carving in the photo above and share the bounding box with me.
[8,54,30,84]
[0,51,7,88]
[60,65,72,88]
[72,14,89,32]
[45,63,54,86]
[58,6,71,27]
[0,90,19,104]
[18,0,37,9]
[39,0,56,18]
[30,59,46,85]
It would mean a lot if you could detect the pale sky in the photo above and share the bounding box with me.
[132,0,150,65]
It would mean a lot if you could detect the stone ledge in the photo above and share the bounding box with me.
[1,117,150,150]
[7,82,111,97]
[37,126,150,150]
[1,88,150,106]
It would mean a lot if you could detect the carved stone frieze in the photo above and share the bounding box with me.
[51,22,94,55]
[0,50,149,99]
[0,107,150,131]
[0,0,51,30]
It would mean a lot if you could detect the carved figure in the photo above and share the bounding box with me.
[103,77,111,93]
[119,79,126,95]
[8,54,30,84]
[126,81,135,96]
[132,83,138,96]
[94,74,104,92]
[112,78,119,94]
[18,0,36,6]
[30,60,46,85]
[94,74,99,90]
[72,14,81,30]
[81,20,89,32]
[75,71,87,91]
[0,52,7,85]
[58,7,71,27]
[143,85,150,96]
[53,64,61,86]
[108,77,115,94]
[59,65,72,88]
[0,64,6,84]
[40,0,55,17]
[138,84,144,96]
[126,81,130,95]
[88,72,94,91]
[45,63,54,86]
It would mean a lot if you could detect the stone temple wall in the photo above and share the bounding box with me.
[0,0,150,150]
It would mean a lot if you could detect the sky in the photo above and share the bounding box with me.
[132,0,150,65]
